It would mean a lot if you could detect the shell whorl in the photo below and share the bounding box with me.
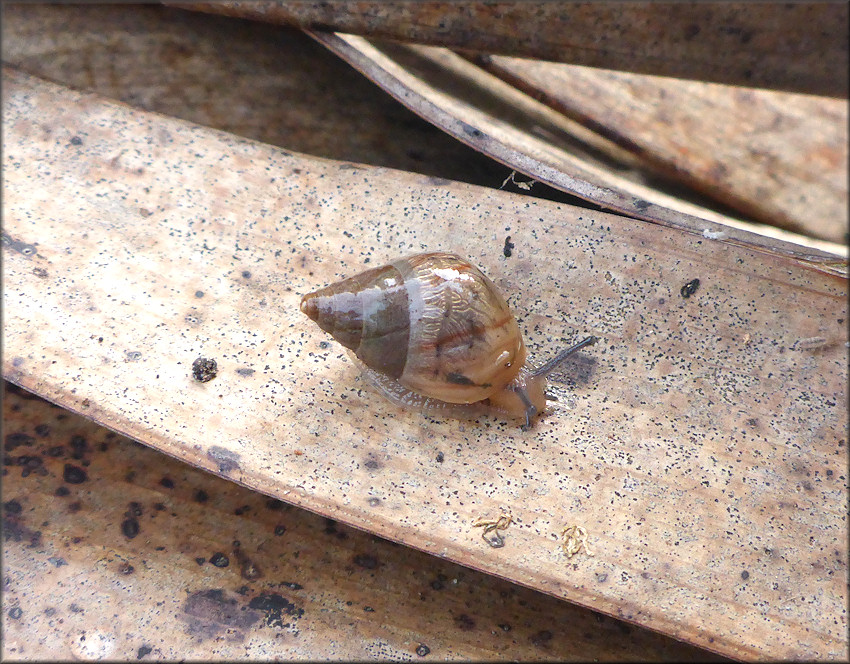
[300,263,410,379]
[301,253,525,404]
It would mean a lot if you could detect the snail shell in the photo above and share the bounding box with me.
[300,252,595,428]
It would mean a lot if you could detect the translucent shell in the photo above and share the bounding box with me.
[300,252,526,406]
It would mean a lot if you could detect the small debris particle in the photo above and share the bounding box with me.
[137,645,152,659]
[121,517,140,539]
[192,357,218,382]
[416,644,431,657]
[741,570,750,580]
[680,278,700,298]
[702,228,727,240]
[210,552,230,568]
[70,136,83,146]
[9,607,23,620]
[118,562,135,575]
[503,235,515,257]
[500,170,536,191]
[195,557,205,565]
[435,452,444,463]
[472,511,512,548]
[159,477,174,489]
[274,525,287,536]
[561,524,593,559]
[63,464,88,484]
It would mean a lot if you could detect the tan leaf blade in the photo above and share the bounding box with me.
[308,33,848,275]
[3,68,847,660]
[475,55,849,244]
[4,383,725,661]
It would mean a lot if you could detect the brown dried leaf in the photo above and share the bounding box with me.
[477,56,848,243]
[181,1,849,96]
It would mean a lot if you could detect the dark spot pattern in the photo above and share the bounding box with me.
[353,553,379,570]
[63,464,87,484]
[247,593,304,628]
[455,613,475,631]
[121,517,140,539]
[207,446,241,474]
[5,433,35,450]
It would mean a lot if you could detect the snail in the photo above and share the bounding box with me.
[300,252,596,429]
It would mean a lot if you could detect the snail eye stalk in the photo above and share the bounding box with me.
[530,336,597,378]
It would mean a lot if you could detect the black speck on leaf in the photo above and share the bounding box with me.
[121,517,140,539]
[192,357,218,382]
[210,552,230,567]
[681,278,700,298]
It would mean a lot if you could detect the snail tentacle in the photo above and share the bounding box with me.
[529,336,598,378]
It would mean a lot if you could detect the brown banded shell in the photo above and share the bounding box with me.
[300,252,596,428]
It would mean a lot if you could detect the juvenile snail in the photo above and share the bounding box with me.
[300,252,596,429]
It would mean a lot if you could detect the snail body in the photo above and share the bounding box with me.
[300,252,595,428]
